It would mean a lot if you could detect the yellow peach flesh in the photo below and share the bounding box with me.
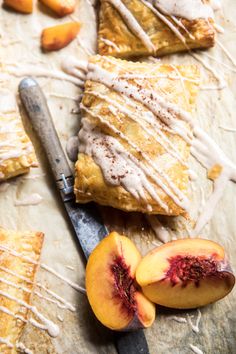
[86,232,156,330]
[136,238,235,309]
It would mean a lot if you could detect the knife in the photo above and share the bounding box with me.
[19,77,150,354]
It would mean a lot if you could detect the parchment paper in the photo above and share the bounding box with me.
[0,0,236,353]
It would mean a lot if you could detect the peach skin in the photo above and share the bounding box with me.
[136,238,235,309]
[3,0,33,13]
[85,232,156,331]
[39,0,76,17]
[41,22,80,52]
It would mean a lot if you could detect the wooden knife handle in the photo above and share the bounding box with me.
[19,77,72,182]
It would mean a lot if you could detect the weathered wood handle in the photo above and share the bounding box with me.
[19,77,72,182]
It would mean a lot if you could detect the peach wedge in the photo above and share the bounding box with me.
[136,238,235,309]
[40,0,76,17]
[41,22,80,52]
[3,0,33,13]
[85,232,156,331]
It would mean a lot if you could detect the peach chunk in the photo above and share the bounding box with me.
[136,238,235,309]
[41,22,80,52]
[3,0,33,13]
[39,0,76,17]
[85,232,156,331]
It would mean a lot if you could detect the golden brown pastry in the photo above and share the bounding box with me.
[0,227,44,354]
[98,0,215,58]
[74,55,200,215]
[0,92,37,181]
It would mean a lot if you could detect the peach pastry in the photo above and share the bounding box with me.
[74,55,200,215]
[0,92,37,181]
[98,0,216,58]
[0,228,44,353]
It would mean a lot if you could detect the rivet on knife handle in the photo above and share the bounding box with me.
[19,77,72,187]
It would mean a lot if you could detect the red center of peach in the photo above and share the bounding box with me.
[166,255,218,286]
[111,256,137,314]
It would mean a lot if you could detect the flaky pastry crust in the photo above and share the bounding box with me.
[0,228,44,354]
[74,55,200,215]
[98,0,215,58]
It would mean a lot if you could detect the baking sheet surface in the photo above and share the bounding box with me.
[0,0,236,353]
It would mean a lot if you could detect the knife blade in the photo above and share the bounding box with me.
[19,77,150,354]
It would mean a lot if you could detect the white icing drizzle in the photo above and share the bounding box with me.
[190,344,204,354]
[14,193,43,206]
[5,64,84,87]
[187,309,202,334]
[150,0,214,20]
[0,245,86,294]
[0,290,59,337]
[0,265,76,311]
[141,0,187,43]
[219,125,236,133]
[61,56,88,81]
[80,106,188,212]
[169,316,187,323]
[106,0,155,52]
[85,61,236,233]
[145,215,170,243]
[100,37,121,52]
[0,336,13,348]
[216,39,236,67]
[88,90,187,166]
[0,106,34,165]
[16,342,34,354]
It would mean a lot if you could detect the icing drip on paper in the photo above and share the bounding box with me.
[85,61,236,234]
[5,64,84,87]
[190,344,204,354]
[187,309,202,333]
[145,215,170,243]
[0,245,86,294]
[14,193,43,206]
[106,0,155,52]
[169,316,187,323]
[61,56,88,81]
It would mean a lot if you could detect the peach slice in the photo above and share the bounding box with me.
[85,231,156,331]
[41,22,80,52]
[39,0,76,17]
[3,0,33,13]
[136,238,235,309]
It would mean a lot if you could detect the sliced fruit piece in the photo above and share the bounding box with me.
[39,0,75,17]
[85,231,156,331]
[41,22,80,52]
[3,0,33,13]
[136,238,235,309]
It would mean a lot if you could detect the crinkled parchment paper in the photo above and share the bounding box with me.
[0,0,236,353]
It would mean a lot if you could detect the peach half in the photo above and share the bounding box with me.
[136,238,235,309]
[85,232,156,331]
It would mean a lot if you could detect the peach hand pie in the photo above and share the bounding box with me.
[74,55,200,215]
[0,92,37,181]
[98,0,215,58]
[0,227,44,354]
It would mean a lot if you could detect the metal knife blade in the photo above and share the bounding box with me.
[19,77,150,354]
